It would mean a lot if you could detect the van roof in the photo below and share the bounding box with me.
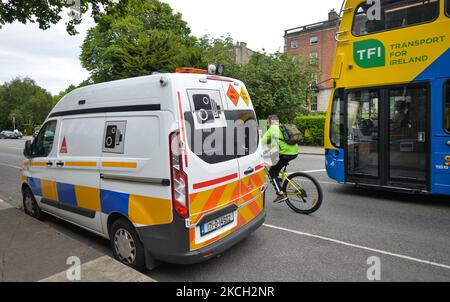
[49,73,241,118]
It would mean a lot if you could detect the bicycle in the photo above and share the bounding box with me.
[264,163,323,215]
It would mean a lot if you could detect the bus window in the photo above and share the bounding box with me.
[352,0,439,36]
[347,90,380,177]
[447,0,450,17]
[331,94,342,148]
[445,80,450,132]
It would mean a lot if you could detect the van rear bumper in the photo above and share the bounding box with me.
[138,211,265,266]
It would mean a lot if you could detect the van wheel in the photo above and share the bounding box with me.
[110,218,146,272]
[23,187,45,220]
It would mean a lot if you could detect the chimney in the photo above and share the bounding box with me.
[328,9,339,21]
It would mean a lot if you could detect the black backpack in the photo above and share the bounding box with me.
[280,124,303,145]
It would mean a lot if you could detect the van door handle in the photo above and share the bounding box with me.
[244,167,254,175]
[56,161,64,167]
[46,161,53,167]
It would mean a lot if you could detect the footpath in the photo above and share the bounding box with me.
[299,145,324,155]
[0,199,154,282]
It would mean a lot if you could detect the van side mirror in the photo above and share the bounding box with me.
[24,140,32,158]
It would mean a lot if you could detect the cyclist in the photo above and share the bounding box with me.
[262,115,299,203]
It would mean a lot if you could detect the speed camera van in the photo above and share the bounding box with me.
[22,68,266,271]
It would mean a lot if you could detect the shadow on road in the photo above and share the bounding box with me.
[333,185,450,209]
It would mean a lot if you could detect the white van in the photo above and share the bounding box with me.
[22,70,266,271]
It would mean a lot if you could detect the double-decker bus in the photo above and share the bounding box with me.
[325,0,450,195]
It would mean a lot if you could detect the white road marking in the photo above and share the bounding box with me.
[263,224,450,271]
[319,181,341,185]
[0,162,21,170]
[8,147,24,150]
[0,199,13,210]
[301,169,326,173]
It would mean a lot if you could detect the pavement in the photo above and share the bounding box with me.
[0,199,154,282]
[1,138,450,281]
[299,145,324,155]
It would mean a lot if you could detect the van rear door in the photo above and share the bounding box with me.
[176,77,241,251]
[221,81,265,227]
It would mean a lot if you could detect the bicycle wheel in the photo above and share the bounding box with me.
[282,172,323,214]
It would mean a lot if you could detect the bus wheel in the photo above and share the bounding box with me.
[22,187,45,221]
[110,218,146,272]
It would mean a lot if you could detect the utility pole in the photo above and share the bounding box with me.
[12,116,15,131]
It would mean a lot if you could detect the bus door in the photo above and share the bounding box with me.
[345,84,428,191]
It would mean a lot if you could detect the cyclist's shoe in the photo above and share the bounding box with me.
[273,193,288,203]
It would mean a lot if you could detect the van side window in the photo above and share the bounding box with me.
[352,0,439,36]
[445,80,450,132]
[32,120,57,157]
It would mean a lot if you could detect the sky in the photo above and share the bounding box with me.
[0,0,342,95]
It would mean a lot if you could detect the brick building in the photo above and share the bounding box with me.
[284,10,339,113]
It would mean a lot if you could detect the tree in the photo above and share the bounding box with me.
[0,0,131,35]
[198,35,241,77]
[0,77,53,132]
[80,0,203,83]
[237,52,319,122]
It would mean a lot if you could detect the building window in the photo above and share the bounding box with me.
[310,51,319,65]
[310,95,318,112]
[290,39,299,49]
[352,0,439,36]
[445,80,450,132]
[310,36,318,45]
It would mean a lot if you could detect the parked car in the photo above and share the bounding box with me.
[14,130,23,138]
[0,131,19,139]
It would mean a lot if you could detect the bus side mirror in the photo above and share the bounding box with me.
[24,140,32,158]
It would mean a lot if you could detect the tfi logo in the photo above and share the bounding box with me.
[354,39,386,68]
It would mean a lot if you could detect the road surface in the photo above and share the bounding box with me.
[1,138,449,281]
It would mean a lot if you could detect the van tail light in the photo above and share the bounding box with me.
[169,130,189,218]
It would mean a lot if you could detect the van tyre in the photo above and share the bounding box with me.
[23,187,45,220]
[110,218,146,272]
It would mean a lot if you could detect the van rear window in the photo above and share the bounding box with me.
[184,110,259,164]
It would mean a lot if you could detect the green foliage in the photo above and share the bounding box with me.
[198,35,241,76]
[0,77,53,131]
[236,52,318,123]
[0,0,132,35]
[293,114,326,146]
[80,0,203,83]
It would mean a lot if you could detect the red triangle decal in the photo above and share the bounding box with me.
[60,137,68,154]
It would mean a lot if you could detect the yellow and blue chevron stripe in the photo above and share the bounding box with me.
[22,176,172,226]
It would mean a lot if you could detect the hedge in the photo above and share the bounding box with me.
[293,114,326,146]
